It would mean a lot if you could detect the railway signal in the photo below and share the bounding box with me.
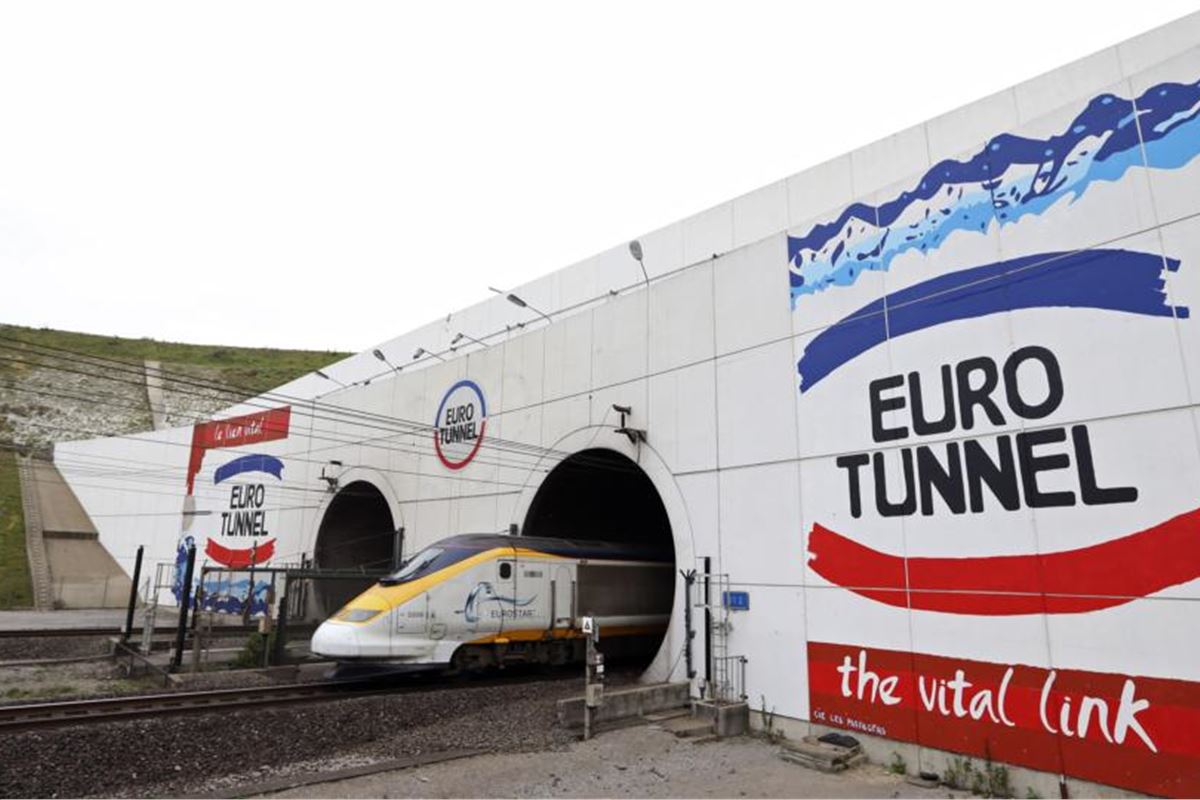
[583,616,604,741]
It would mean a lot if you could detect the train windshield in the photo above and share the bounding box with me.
[379,545,475,585]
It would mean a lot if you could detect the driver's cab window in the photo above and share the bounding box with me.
[498,561,513,580]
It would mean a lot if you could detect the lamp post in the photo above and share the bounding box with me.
[314,369,347,388]
[372,348,402,373]
[413,347,446,362]
[489,286,553,324]
[629,240,649,284]
[451,332,489,350]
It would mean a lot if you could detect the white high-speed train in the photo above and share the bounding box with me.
[310,534,674,670]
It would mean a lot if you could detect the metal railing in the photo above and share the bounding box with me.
[712,654,748,703]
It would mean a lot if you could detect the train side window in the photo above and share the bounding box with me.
[499,562,512,580]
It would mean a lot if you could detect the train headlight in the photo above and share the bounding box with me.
[336,608,382,623]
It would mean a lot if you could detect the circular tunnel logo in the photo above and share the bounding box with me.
[434,380,487,470]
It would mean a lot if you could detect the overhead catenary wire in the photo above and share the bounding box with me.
[3,410,540,490]
[0,345,648,482]
[0,334,592,467]
[0,455,523,519]
[0,350,565,471]
[0,329,657,557]
[0,340,652,489]
[0,326,656,479]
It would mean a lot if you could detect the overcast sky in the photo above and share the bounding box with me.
[1,2,1197,352]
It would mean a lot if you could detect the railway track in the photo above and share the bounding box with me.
[0,624,316,639]
[0,679,389,732]
[0,670,577,733]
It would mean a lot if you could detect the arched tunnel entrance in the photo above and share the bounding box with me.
[522,448,675,669]
[313,481,395,615]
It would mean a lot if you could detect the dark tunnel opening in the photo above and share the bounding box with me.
[522,448,675,669]
[522,449,672,547]
[313,481,396,616]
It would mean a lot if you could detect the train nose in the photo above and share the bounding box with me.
[311,621,359,658]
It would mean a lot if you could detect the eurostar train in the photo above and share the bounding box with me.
[310,534,674,670]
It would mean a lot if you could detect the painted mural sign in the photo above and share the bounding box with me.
[808,643,1200,798]
[434,379,487,470]
[792,76,1200,796]
[174,406,291,614]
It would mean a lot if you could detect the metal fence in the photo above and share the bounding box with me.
[712,654,748,703]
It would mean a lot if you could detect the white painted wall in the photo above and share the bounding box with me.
[54,13,1200,797]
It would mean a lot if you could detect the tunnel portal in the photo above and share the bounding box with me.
[522,448,676,669]
[312,480,395,615]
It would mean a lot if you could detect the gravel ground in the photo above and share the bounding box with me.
[260,725,968,799]
[0,654,338,707]
[0,671,593,799]
[2,364,153,449]
[0,660,142,703]
[157,364,240,428]
[0,634,113,661]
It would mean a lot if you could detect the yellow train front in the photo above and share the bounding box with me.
[311,534,674,670]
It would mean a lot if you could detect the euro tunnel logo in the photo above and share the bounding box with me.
[204,453,284,568]
[434,379,487,470]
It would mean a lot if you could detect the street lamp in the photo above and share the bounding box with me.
[489,286,553,324]
[413,347,446,362]
[372,348,402,373]
[629,240,649,284]
[314,369,347,388]
[451,332,488,350]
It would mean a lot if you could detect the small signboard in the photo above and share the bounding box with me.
[723,590,750,611]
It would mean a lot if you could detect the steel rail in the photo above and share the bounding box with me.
[0,624,316,640]
[0,670,577,733]
[0,680,387,733]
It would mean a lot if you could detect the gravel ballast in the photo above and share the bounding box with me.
[0,672,592,798]
[0,634,112,662]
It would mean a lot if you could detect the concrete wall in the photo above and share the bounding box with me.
[54,13,1200,797]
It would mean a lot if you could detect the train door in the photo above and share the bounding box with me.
[550,564,573,630]
[424,590,448,643]
[515,556,552,632]
[495,556,516,635]
[391,592,426,642]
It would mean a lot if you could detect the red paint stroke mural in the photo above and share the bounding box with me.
[205,537,276,569]
[185,406,291,495]
[808,642,1200,797]
[806,509,1200,614]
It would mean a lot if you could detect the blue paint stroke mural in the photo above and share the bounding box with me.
[788,78,1200,307]
[214,454,284,485]
[171,536,272,617]
[797,249,1187,392]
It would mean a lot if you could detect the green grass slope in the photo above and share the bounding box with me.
[0,452,31,608]
[0,324,351,608]
[0,324,349,399]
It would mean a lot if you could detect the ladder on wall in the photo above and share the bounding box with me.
[692,560,747,704]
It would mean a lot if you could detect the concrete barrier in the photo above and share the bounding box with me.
[692,699,749,737]
[557,681,689,728]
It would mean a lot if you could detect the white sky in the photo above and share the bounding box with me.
[1,1,1197,352]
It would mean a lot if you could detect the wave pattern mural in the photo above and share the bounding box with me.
[788,78,1200,308]
[797,248,1186,392]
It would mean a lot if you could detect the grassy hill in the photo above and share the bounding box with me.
[0,324,350,608]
